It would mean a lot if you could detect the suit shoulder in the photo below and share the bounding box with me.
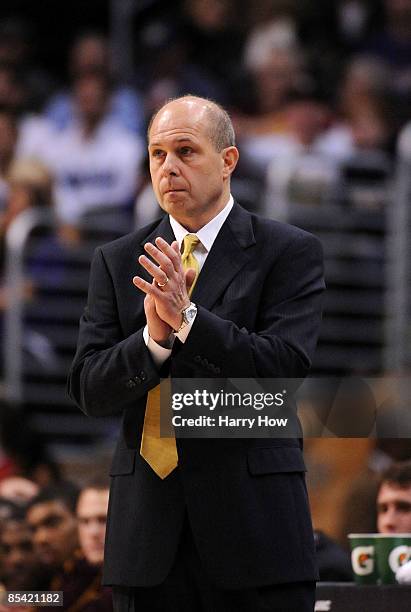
[98,217,163,259]
[251,212,323,253]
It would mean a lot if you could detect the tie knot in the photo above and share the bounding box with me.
[182,234,200,259]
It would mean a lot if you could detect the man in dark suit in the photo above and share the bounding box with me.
[68,95,325,611]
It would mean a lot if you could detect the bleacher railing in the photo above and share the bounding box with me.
[386,128,411,371]
[3,208,53,403]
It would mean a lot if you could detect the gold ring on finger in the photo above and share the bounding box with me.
[157,276,169,288]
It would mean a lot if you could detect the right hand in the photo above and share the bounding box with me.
[134,239,195,332]
[144,290,173,346]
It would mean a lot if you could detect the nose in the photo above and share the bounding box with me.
[162,152,180,177]
[87,521,102,537]
[34,526,49,545]
[379,508,397,533]
[10,549,25,569]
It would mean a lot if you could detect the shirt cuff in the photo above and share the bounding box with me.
[175,310,197,344]
[143,325,173,368]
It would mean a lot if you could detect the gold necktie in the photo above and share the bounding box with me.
[140,234,200,478]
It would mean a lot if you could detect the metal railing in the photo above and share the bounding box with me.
[386,128,411,371]
[3,208,53,402]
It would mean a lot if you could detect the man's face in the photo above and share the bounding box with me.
[0,521,35,588]
[77,488,109,565]
[71,37,108,75]
[74,76,108,125]
[377,482,411,533]
[26,500,78,569]
[148,98,238,231]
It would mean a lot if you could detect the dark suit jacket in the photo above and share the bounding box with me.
[68,203,325,589]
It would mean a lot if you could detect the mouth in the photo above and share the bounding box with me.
[164,189,185,194]
[38,549,55,564]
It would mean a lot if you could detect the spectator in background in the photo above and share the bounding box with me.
[263,91,338,220]
[238,0,304,135]
[0,109,18,211]
[0,158,53,364]
[377,460,411,533]
[0,159,54,321]
[0,158,77,376]
[25,483,80,578]
[19,71,143,232]
[47,481,113,611]
[339,440,411,541]
[26,482,112,610]
[44,32,144,136]
[300,0,376,51]
[318,55,396,161]
[0,64,25,115]
[181,0,245,101]
[0,18,53,112]
[317,55,396,209]
[77,480,109,566]
[0,158,52,251]
[234,44,308,172]
[243,0,299,81]
[0,510,47,590]
[361,0,411,107]
[136,8,224,116]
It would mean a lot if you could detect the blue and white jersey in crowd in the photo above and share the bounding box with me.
[17,115,144,225]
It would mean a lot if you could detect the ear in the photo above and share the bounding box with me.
[221,146,239,179]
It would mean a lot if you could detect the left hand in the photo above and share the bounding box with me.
[133,237,195,331]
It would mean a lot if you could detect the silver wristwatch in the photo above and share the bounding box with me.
[175,302,197,333]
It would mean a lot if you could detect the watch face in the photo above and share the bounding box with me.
[185,305,197,323]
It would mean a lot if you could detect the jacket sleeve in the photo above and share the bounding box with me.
[172,231,325,379]
[67,247,160,417]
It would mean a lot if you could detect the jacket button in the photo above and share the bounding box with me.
[194,355,201,363]
[126,380,136,389]
[214,367,221,374]
[139,370,147,381]
[134,375,141,384]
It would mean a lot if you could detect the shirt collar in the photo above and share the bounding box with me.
[169,195,234,252]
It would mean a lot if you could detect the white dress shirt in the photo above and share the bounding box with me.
[143,195,234,367]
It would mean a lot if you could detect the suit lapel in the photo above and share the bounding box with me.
[191,203,256,310]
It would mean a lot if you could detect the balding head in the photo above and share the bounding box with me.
[148,95,235,152]
[147,94,239,231]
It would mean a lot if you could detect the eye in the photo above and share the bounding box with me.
[44,515,63,528]
[179,146,193,156]
[397,502,411,512]
[151,149,164,158]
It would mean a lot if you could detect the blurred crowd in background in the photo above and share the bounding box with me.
[0,0,410,240]
[1,0,411,607]
[0,0,410,372]
[2,407,411,608]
